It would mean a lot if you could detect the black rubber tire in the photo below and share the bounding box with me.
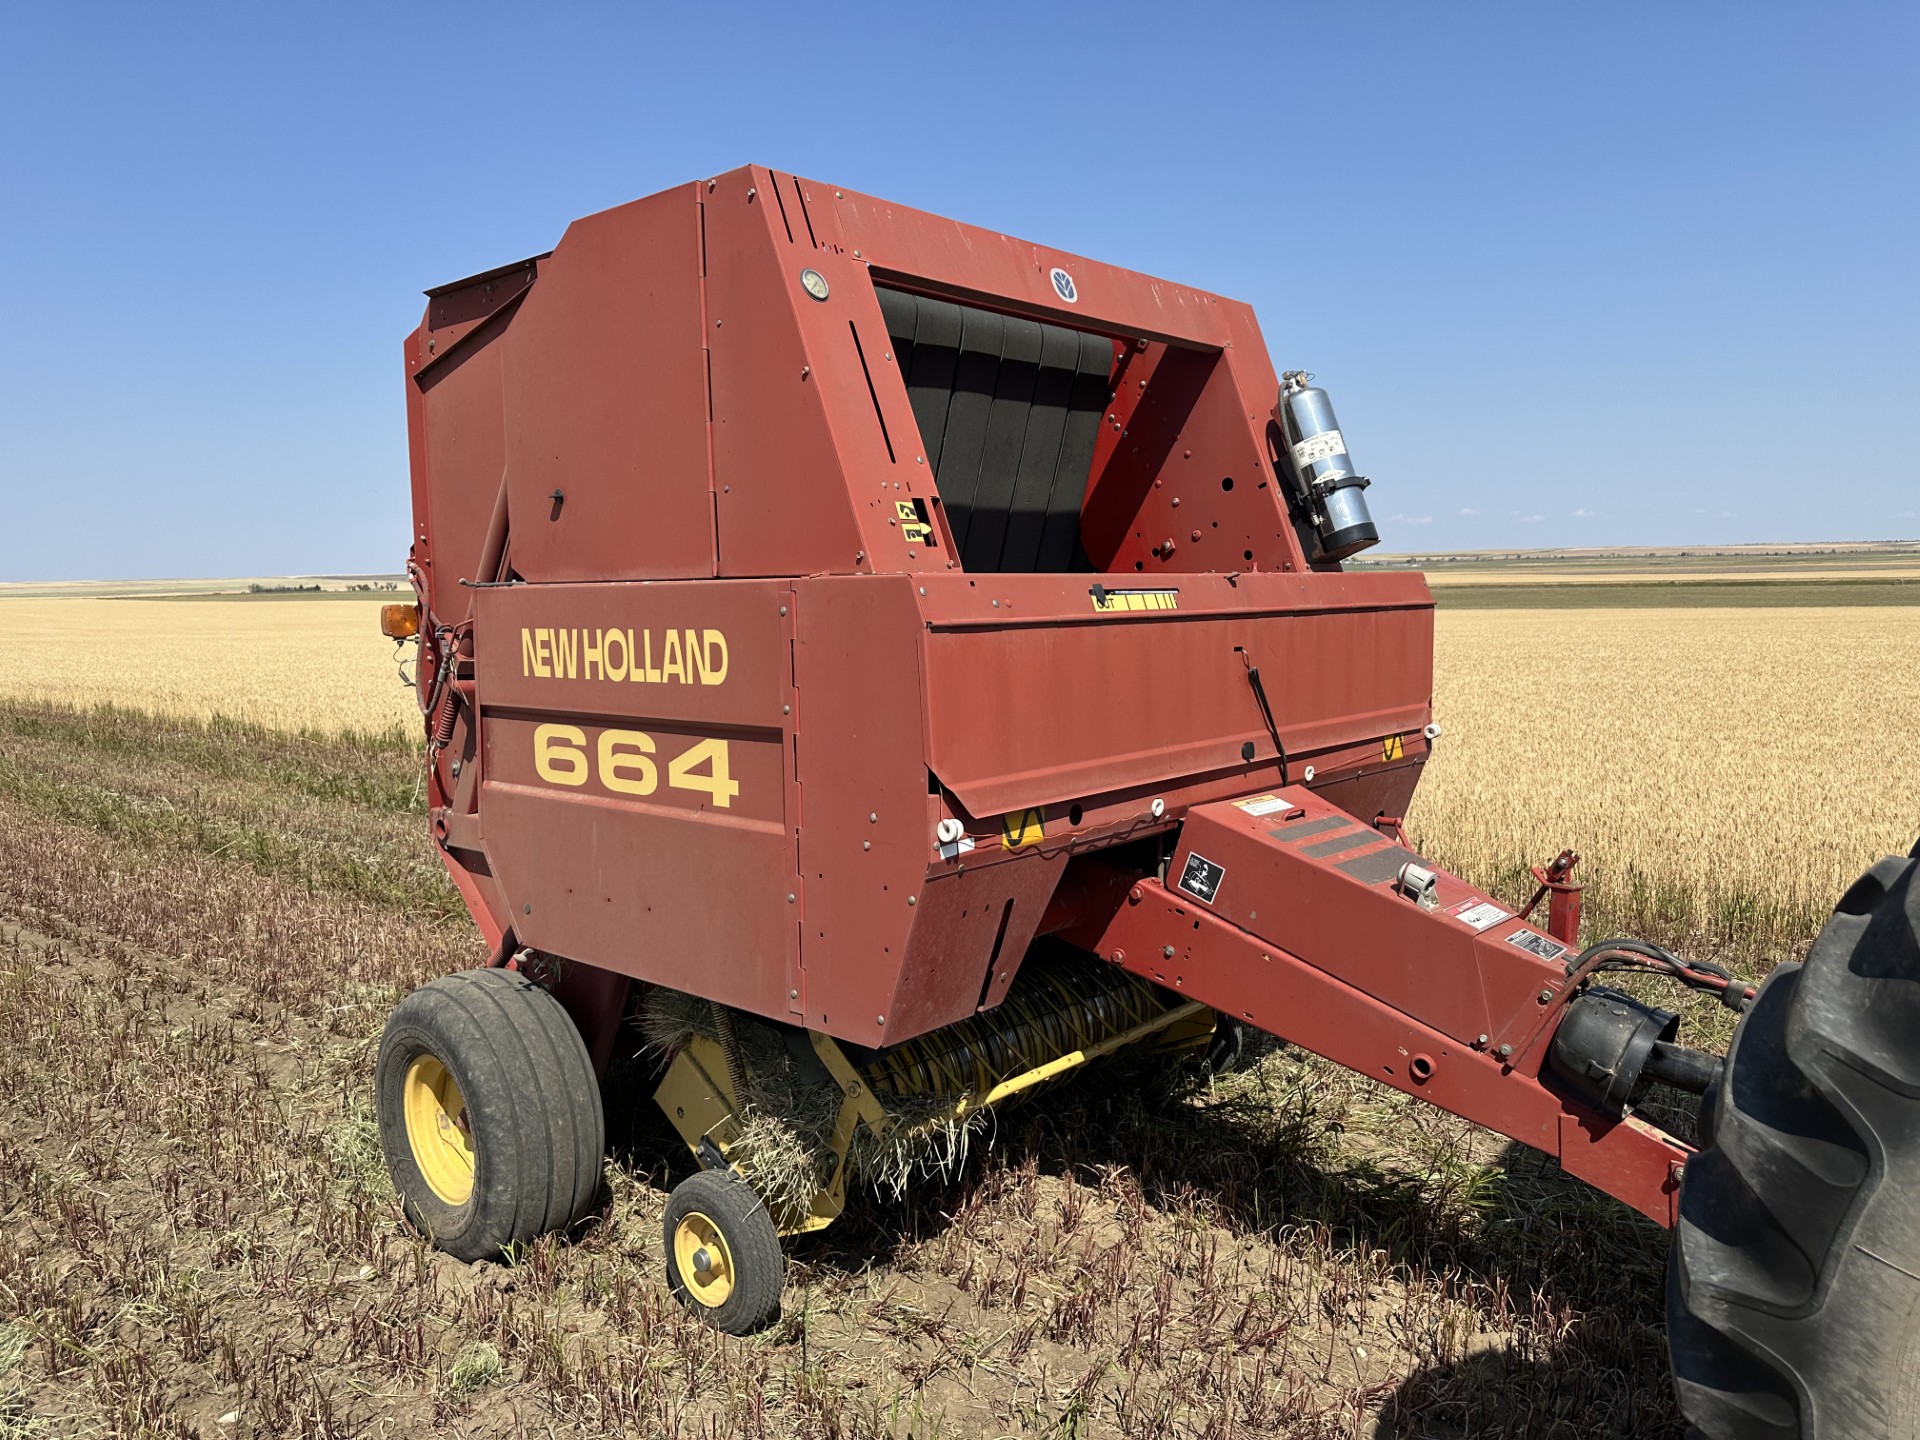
[376,967,604,1263]
[662,1168,784,1335]
[1668,846,1920,1438]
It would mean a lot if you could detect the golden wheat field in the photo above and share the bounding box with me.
[0,596,417,733]
[1414,606,1920,955]
[2,595,1915,952]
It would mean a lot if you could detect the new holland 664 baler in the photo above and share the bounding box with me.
[378,167,1920,1438]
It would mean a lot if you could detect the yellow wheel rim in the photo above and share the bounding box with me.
[674,1211,736,1308]
[403,1055,475,1206]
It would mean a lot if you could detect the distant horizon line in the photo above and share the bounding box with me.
[7,539,1920,589]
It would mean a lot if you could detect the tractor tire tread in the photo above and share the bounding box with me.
[1668,851,1920,1439]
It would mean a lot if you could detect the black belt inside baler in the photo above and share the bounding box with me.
[875,287,1114,574]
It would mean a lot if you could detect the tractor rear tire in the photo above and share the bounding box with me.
[1668,846,1920,1438]
[377,967,605,1263]
[663,1169,785,1335]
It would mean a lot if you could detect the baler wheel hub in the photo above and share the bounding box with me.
[402,1055,475,1206]
[673,1212,736,1307]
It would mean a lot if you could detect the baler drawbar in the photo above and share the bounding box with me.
[376,167,1920,1438]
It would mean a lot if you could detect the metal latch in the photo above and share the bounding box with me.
[1396,862,1439,910]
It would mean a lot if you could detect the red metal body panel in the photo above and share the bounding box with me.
[471,580,799,1015]
[1168,791,1565,1050]
[499,187,713,582]
[414,329,509,603]
[706,171,950,580]
[790,575,1070,1043]
[911,571,1431,818]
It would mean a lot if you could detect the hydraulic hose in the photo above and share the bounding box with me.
[1643,1040,1721,1095]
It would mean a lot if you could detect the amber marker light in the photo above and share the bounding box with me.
[380,603,421,639]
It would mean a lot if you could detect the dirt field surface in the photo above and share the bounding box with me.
[0,705,1692,1438]
[2,591,1915,1437]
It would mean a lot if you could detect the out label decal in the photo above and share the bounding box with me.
[1507,929,1569,964]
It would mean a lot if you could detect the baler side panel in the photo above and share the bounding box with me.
[884,855,1067,1039]
[809,179,1236,349]
[1080,334,1302,577]
[403,329,431,579]
[792,574,1073,1047]
[706,168,946,580]
[470,581,801,1019]
[913,572,1434,819]
[792,574,935,1045]
[803,179,1309,578]
[499,184,715,582]
[413,330,509,615]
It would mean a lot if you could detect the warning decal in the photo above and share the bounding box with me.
[1233,794,1292,817]
[1290,429,1346,469]
[1090,585,1179,612]
[894,499,934,545]
[1001,809,1044,850]
[1450,900,1511,932]
[1382,734,1405,762]
[1176,851,1226,905]
[1506,929,1569,964]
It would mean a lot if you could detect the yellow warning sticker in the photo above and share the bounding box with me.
[1001,809,1044,849]
[1233,794,1291,817]
[1090,586,1179,613]
[896,500,934,545]
[1383,734,1406,761]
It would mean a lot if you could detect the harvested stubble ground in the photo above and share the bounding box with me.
[0,703,1696,1438]
[5,600,1913,1438]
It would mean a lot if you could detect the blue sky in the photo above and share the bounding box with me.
[1,3,1913,580]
